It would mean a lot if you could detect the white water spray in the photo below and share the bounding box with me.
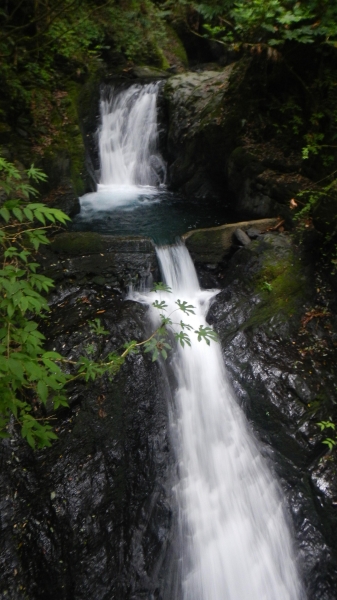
[79,82,166,215]
[135,244,305,600]
[99,82,166,188]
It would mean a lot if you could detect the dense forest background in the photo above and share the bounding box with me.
[1,1,337,214]
[1,0,337,254]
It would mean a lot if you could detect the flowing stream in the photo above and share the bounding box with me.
[77,81,306,598]
[140,245,306,600]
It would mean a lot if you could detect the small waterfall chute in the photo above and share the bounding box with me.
[132,243,306,600]
[78,81,166,219]
[99,82,166,188]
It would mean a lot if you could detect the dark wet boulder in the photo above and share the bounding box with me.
[42,232,159,293]
[163,57,323,224]
[163,65,236,201]
[43,182,80,218]
[0,264,173,599]
[205,231,337,599]
[227,146,315,222]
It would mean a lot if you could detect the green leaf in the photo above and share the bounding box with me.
[0,207,10,222]
[13,207,23,222]
[152,299,168,311]
[175,331,191,348]
[34,211,46,225]
[176,300,195,315]
[37,380,48,404]
[194,325,218,345]
[23,207,34,221]
[42,350,63,359]
[53,395,69,409]
[152,282,172,293]
[322,438,336,450]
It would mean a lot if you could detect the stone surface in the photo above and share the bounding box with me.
[227,146,315,222]
[234,227,251,246]
[131,66,170,79]
[1,227,337,599]
[163,58,326,227]
[164,65,236,200]
[0,235,173,599]
[204,231,337,599]
[43,183,80,218]
[0,289,173,600]
[183,217,279,263]
[44,232,159,293]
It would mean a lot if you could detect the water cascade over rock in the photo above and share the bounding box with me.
[132,244,306,599]
[99,82,166,188]
[2,80,336,600]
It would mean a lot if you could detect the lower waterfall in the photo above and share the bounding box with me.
[133,243,305,600]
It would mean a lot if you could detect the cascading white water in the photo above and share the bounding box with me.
[135,244,306,600]
[99,82,166,188]
[78,82,166,219]
[87,80,306,598]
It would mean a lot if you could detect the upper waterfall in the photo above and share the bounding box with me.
[74,82,228,242]
[98,82,166,188]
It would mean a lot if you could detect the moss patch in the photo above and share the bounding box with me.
[160,25,188,70]
[243,234,307,331]
[184,218,279,263]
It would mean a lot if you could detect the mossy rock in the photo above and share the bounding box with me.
[160,25,188,71]
[244,234,307,330]
[208,232,311,347]
[50,232,155,256]
[229,146,259,171]
[183,218,279,263]
[132,66,170,79]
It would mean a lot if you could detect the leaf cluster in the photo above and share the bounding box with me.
[317,420,336,451]
[181,0,337,49]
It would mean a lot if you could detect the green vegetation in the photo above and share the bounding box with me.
[241,237,305,331]
[317,420,336,451]
[183,0,337,48]
[0,0,170,106]
[0,0,174,179]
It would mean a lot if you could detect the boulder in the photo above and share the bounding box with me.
[44,232,159,293]
[205,231,337,598]
[164,65,236,199]
[183,217,279,263]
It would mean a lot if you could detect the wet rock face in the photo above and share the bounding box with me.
[0,236,173,600]
[163,58,322,224]
[205,232,337,599]
[42,183,81,218]
[1,226,337,599]
[227,146,313,222]
[43,232,160,293]
[163,66,236,201]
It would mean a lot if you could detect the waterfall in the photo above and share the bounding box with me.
[98,82,166,188]
[134,244,306,600]
[78,82,167,221]
[86,80,306,598]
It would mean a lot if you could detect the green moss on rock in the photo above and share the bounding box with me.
[50,232,155,256]
[242,234,308,331]
[183,218,279,263]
